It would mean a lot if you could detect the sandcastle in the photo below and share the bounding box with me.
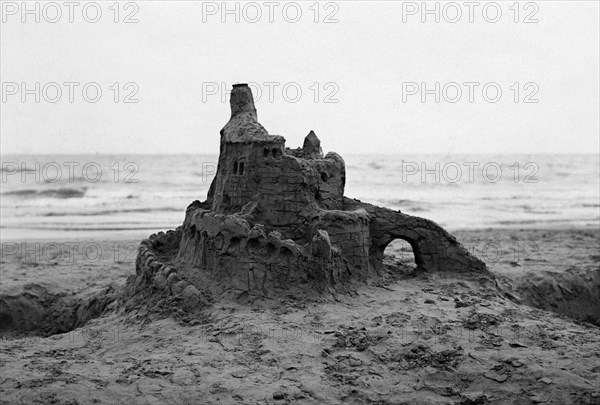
[132,84,487,305]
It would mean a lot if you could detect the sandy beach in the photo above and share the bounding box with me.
[1,227,598,404]
[3,1,598,403]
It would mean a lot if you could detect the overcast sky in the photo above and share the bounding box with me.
[1,1,598,155]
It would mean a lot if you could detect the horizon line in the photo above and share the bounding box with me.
[1,152,599,157]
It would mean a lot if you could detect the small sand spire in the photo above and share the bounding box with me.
[230,83,257,119]
[303,130,323,159]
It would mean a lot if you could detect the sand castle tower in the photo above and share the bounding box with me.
[131,84,487,305]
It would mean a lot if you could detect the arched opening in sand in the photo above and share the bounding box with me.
[383,238,418,271]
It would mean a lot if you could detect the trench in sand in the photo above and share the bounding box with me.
[1,246,598,338]
[0,283,119,338]
[503,266,600,326]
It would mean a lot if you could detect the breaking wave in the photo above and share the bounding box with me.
[2,188,87,199]
[42,207,181,217]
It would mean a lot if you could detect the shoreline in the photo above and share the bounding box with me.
[2,223,599,243]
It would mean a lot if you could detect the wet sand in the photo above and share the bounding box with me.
[0,228,599,404]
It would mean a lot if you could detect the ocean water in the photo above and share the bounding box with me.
[1,154,598,241]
